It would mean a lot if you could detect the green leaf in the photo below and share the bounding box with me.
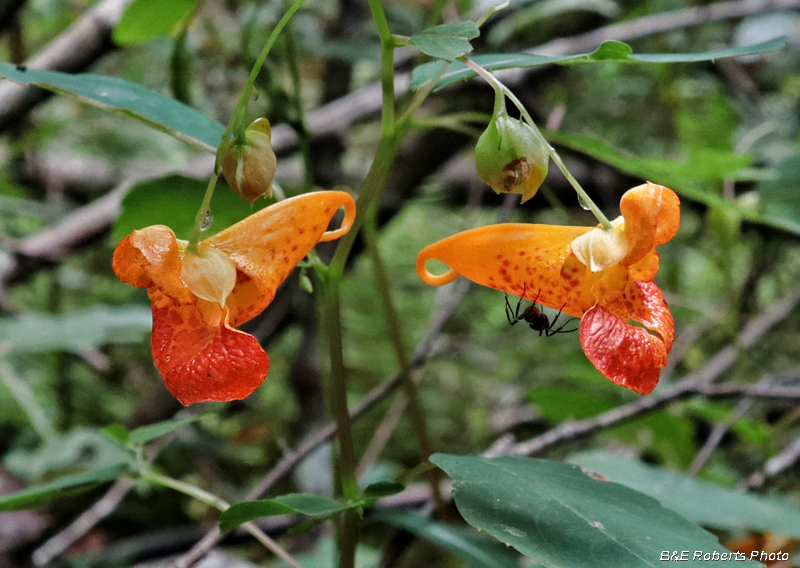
[114,0,197,45]
[362,480,405,500]
[111,175,274,242]
[219,501,298,532]
[219,493,353,532]
[129,415,201,445]
[0,464,131,512]
[569,451,800,536]
[410,21,480,61]
[584,40,633,61]
[431,454,763,568]
[545,131,800,236]
[4,429,137,480]
[0,306,152,353]
[372,510,522,568]
[102,424,131,444]
[756,150,800,228]
[0,63,224,151]
[410,37,787,90]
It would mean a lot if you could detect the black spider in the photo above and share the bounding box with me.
[504,285,578,336]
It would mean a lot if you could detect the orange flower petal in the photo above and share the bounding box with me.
[207,190,356,327]
[113,225,190,302]
[114,225,270,405]
[620,183,680,267]
[416,223,591,317]
[150,295,269,405]
[579,280,673,395]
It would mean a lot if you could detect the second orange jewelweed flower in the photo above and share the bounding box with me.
[416,182,680,395]
[113,191,355,405]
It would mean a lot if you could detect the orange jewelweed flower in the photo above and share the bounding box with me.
[416,182,680,395]
[113,191,355,405]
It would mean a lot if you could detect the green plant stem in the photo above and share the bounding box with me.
[363,205,445,516]
[187,173,218,250]
[188,0,311,247]
[460,57,613,230]
[141,470,306,568]
[368,0,395,135]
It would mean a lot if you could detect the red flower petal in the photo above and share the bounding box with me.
[579,281,673,395]
[150,299,269,406]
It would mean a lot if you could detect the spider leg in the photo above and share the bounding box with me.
[504,293,519,325]
[549,303,567,329]
[545,318,580,336]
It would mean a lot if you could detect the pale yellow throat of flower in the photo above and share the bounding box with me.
[180,245,238,307]
[570,216,628,273]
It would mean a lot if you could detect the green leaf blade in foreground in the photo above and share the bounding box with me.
[114,0,197,45]
[219,493,352,532]
[129,416,201,445]
[0,306,152,353]
[0,464,131,512]
[0,63,224,151]
[569,451,800,536]
[372,510,522,568]
[431,454,763,568]
[410,37,787,91]
[410,21,480,61]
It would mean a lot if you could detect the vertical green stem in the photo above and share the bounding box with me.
[460,57,613,230]
[363,206,445,515]
[188,0,312,246]
[187,173,219,250]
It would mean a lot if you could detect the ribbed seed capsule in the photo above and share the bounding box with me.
[220,118,277,204]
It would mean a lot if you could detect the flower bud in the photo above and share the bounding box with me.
[181,245,237,307]
[474,114,549,203]
[571,217,628,273]
[220,118,277,204]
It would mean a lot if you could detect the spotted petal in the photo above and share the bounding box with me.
[416,223,591,317]
[207,191,356,327]
[579,280,673,395]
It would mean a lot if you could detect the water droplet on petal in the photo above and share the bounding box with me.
[201,210,213,231]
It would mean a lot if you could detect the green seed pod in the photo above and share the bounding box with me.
[474,114,549,203]
[220,118,277,204]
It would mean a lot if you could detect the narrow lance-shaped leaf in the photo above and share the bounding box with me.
[0,63,225,151]
[410,37,787,90]
[0,465,132,512]
[129,416,202,445]
[219,493,354,532]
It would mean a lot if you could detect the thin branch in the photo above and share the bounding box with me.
[687,396,754,476]
[741,435,800,490]
[32,477,135,567]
